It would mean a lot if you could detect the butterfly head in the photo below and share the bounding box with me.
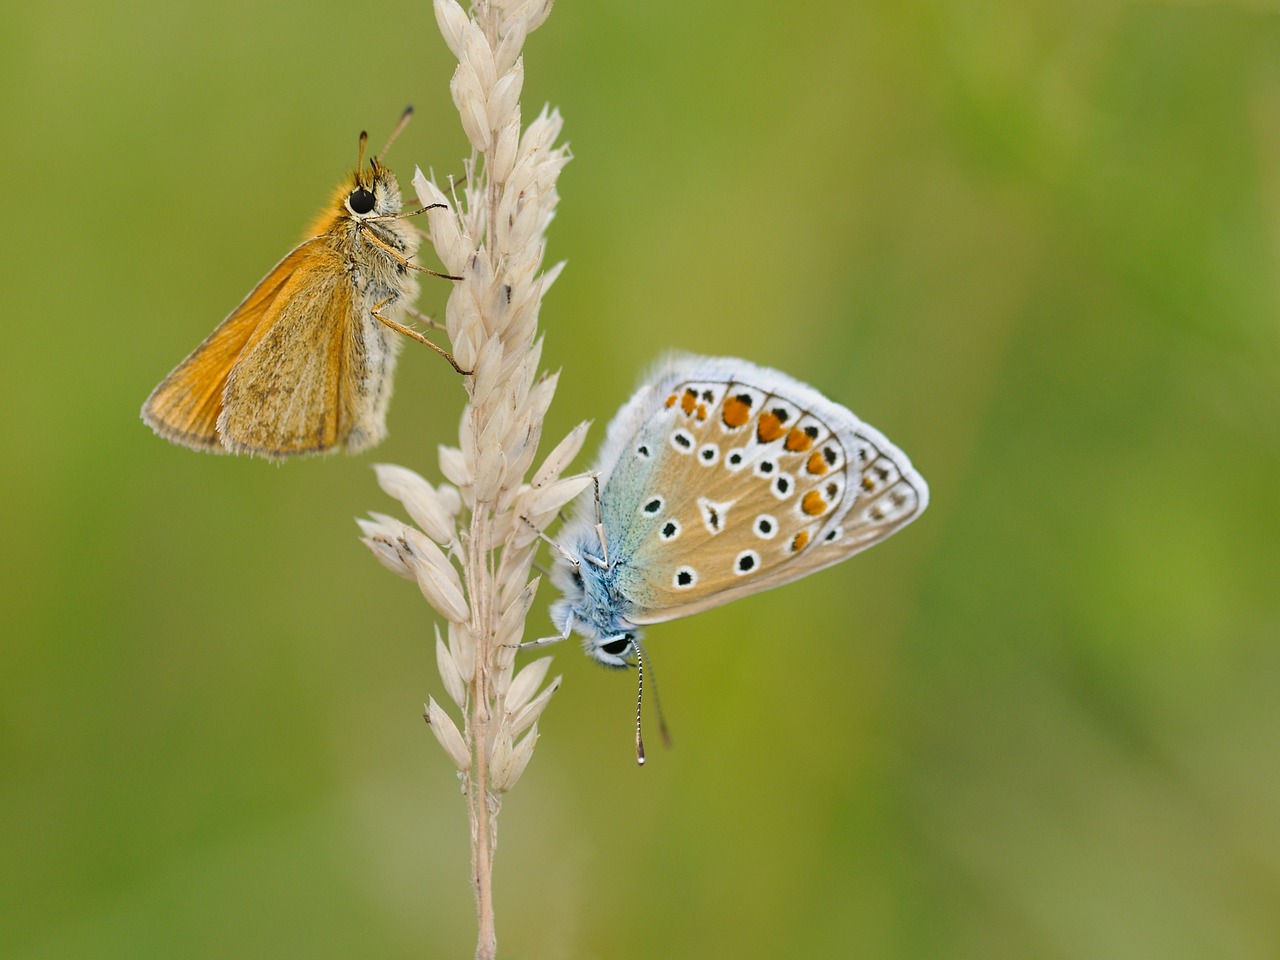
[586,630,640,670]
[343,131,403,220]
[549,549,643,669]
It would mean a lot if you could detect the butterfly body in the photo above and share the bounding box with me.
[142,121,440,459]
[549,355,929,668]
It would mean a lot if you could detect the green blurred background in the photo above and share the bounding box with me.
[4,0,1279,957]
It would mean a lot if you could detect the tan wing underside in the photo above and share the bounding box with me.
[140,241,322,453]
[629,475,921,623]
[621,379,925,623]
[217,250,357,457]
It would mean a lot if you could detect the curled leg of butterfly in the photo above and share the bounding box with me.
[357,218,463,281]
[370,297,471,375]
[401,305,447,332]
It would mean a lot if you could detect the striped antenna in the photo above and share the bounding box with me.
[633,638,672,766]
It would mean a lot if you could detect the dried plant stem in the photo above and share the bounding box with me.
[359,2,585,957]
[467,511,497,957]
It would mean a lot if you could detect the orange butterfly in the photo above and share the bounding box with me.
[142,108,463,459]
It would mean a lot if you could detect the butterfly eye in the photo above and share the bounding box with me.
[348,187,377,214]
[571,568,584,587]
[600,636,632,657]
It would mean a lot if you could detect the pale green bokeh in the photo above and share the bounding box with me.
[3,1,1279,957]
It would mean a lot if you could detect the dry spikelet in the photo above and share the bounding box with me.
[357,1,573,956]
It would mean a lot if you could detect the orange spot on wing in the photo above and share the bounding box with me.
[680,388,697,415]
[806,451,828,475]
[665,393,678,408]
[784,427,812,452]
[696,402,708,421]
[722,395,752,428]
[791,530,810,552]
[862,475,876,491]
[757,412,785,443]
[801,490,827,516]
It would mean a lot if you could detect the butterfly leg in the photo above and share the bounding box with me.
[516,506,607,571]
[359,225,462,281]
[370,297,472,376]
[591,474,610,568]
[401,306,446,331]
[518,515,581,567]
[521,611,574,650]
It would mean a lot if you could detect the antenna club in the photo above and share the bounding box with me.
[381,108,415,158]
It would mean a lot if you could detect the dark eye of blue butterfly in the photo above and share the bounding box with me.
[348,188,376,214]
[571,568,583,587]
[601,636,631,656]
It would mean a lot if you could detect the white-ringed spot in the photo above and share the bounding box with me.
[670,429,695,453]
[659,519,681,541]
[753,514,778,539]
[725,449,749,472]
[734,550,761,575]
[697,443,720,466]
[673,566,698,589]
[640,496,664,516]
[772,473,796,500]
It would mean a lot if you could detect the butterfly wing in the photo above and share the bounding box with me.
[141,239,323,453]
[600,356,928,624]
[214,243,353,457]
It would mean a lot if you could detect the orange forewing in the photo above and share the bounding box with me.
[215,247,353,457]
[141,240,322,452]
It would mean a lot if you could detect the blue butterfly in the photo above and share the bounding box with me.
[537,355,928,757]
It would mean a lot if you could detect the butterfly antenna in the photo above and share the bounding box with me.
[634,642,647,766]
[638,637,673,749]
[356,130,369,172]
[632,638,672,767]
[380,105,414,158]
